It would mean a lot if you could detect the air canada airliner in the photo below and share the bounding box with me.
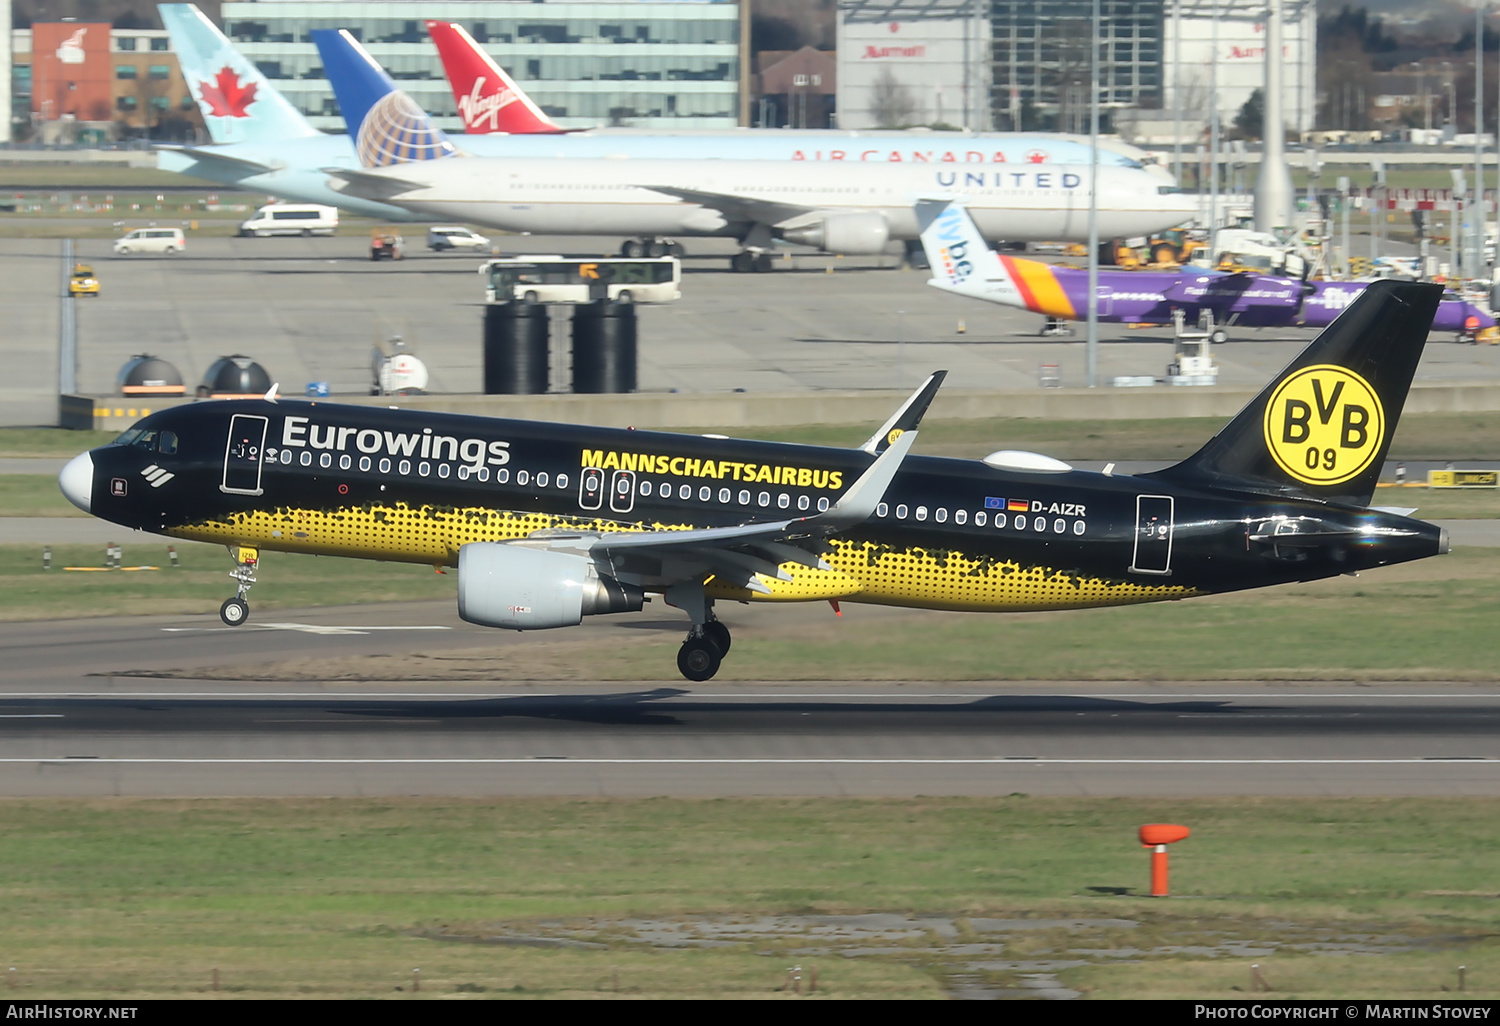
[60,282,1447,681]
[155,4,1162,235]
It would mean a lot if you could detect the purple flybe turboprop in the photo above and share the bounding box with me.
[916,198,1496,342]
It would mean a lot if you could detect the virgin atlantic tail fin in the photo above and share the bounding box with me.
[425,21,564,134]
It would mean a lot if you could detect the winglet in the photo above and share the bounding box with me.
[860,370,947,455]
[264,383,279,403]
[816,429,917,530]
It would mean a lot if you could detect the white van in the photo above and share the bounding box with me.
[113,228,186,255]
[237,204,339,237]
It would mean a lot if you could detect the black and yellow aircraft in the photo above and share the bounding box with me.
[61,281,1447,681]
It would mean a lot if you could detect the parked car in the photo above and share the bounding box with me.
[114,228,185,255]
[427,225,491,251]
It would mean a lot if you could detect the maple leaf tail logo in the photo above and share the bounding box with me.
[198,66,258,118]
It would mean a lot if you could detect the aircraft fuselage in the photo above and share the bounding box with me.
[73,399,1444,614]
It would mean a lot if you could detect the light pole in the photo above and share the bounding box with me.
[1171,0,1181,185]
[1476,2,1489,280]
[1087,0,1100,388]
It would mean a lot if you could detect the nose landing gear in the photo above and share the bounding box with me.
[219,545,259,626]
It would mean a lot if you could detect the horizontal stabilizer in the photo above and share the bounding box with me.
[157,145,275,176]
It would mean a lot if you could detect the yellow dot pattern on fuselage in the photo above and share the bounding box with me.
[171,503,1194,613]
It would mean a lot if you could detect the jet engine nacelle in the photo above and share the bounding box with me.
[780,213,890,255]
[457,542,643,630]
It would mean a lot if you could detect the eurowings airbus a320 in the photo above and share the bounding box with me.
[61,282,1446,680]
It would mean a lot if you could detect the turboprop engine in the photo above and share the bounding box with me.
[457,542,644,630]
[780,212,890,255]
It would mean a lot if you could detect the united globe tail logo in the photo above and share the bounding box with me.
[1261,365,1384,486]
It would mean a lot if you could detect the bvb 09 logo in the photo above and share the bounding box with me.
[1262,365,1384,486]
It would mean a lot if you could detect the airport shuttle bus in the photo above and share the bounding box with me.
[60,283,1448,681]
[481,256,681,305]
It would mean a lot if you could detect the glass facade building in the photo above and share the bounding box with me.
[220,1,741,130]
[991,0,1163,132]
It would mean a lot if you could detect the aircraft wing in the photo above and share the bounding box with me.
[321,166,431,199]
[639,184,813,227]
[528,430,918,595]
[1157,270,1234,306]
[156,145,276,176]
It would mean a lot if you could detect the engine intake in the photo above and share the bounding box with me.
[457,542,643,630]
[780,212,890,255]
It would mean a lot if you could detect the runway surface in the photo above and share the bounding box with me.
[2,602,1498,798]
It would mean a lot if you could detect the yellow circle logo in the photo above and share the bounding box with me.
[887,428,904,445]
[1261,364,1384,486]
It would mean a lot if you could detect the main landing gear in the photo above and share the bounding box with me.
[666,581,732,681]
[620,237,684,258]
[219,545,258,626]
[677,617,731,682]
[730,251,774,273]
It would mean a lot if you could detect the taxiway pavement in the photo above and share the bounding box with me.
[10,234,1500,426]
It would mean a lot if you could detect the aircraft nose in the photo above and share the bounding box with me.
[59,451,93,513]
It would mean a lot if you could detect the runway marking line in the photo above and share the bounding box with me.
[160,624,452,636]
[8,757,1498,766]
[11,692,1500,701]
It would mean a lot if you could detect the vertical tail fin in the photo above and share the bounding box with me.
[311,29,459,167]
[915,198,1077,318]
[160,4,318,144]
[425,21,564,134]
[1151,280,1443,506]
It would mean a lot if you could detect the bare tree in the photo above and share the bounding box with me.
[869,67,919,128]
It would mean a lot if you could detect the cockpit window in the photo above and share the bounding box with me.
[112,428,143,446]
[157,431,178,455]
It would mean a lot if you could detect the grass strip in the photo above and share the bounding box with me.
[88,545,1500,683]
[0,543,456,621]
[0,796,1494,998]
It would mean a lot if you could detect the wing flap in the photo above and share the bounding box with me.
[641,184,812,226]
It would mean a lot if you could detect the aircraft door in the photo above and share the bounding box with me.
[221,414,268,496]
[609,470,636,514]
[579,466,604,510]
[1096,285,1112,317]
[1130,495,1174,575]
